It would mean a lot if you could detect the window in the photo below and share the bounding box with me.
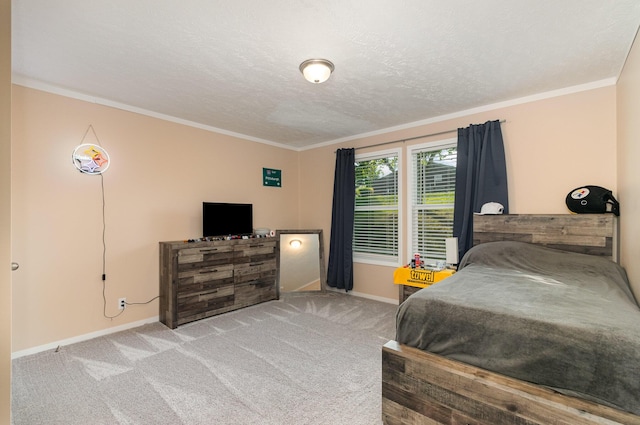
[408,139,457,263]
[353,149,401,266]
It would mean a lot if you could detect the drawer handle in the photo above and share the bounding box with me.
[200,248,218,253]
[200,269,218,273]
[200,290,218,299]
[251,262,264,266]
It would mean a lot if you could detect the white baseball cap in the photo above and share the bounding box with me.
[474,202,504,215]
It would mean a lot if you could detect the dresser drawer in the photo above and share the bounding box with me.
[178,245,234,265]
[176,283,235,325]
[234,258,276,308]
[234,278,276,307]
[178,263,233,286]
[233,241,276,264]
[177,282,234,310]
[234,259,276,283]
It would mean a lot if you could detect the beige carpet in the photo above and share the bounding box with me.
[12,292,397,425]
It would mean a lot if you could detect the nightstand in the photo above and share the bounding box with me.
[393,267,456,303]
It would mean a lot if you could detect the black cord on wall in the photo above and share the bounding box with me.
[91,141,159,319]
[100,173,125,320]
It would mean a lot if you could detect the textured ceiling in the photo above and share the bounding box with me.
[11,1,640,149]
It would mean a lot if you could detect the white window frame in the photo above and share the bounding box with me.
[353,148,402,267]
[407,138,457,265]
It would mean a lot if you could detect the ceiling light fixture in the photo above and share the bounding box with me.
[290,239,302,248]
[299,59,334,84]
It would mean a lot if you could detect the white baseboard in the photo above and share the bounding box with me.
[326,287,399,305]
[12,316,160,359]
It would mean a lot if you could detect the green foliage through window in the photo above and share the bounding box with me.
[354,152,399,261]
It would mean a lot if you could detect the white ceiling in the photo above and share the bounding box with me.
[11,1,640,150]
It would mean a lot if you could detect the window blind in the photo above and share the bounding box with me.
[411,145,457,261]
[354,152,399,262]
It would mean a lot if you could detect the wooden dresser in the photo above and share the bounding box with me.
[159,237,277,329]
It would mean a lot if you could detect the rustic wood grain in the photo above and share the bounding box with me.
[382,341,640,425]
[400,284,421,303]
[473,214,617,260]
[159,238,277,329]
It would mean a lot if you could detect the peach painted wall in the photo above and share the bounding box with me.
[1,0,12,419]
[11,85,300,352]
[11,80,622,352]
[617,31,640,299]
[299,86,617,302]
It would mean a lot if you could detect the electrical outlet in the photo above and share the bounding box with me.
[118,298,126,310]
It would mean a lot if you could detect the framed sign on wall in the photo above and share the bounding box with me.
[263,168,281,187]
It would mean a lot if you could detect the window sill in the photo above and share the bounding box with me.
[353,255,400,268]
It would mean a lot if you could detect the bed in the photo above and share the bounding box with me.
[382,214,640,425]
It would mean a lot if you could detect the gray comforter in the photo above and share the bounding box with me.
[395,241,640,415]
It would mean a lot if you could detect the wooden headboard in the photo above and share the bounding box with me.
[473,214,617,261]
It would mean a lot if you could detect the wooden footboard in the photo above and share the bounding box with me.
[382,340,640,425]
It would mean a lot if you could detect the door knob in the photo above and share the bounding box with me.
[11,262,19,271]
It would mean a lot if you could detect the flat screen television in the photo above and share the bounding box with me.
[203,202,253,237]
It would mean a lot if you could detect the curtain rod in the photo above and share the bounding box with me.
[341,119,506,152]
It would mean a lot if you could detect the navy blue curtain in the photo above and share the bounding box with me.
[453,120,508,260]
[327,148,355,291]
